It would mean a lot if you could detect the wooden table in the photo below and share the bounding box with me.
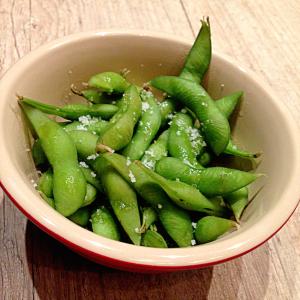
[1,1,299,299]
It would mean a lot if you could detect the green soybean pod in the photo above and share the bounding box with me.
[138,162,226,216]
[155,157,261,196]
[20,97,118,120]
[63,118,108,136]
[151,76,230,155]
[97,85,142,152]
[198,151,211,166]
[79,163,103,192]
[159,98,177,127]
[168,113,203,169]
[195,216,237,244]
[142,230,168,248]
[141,130,169,170]
[32,139,48,167]
[141,207,158,233]
[122,90,161,160]
[90,207,120,241]
[215,91,243,119]
[20,103,86,216]
[39,192,55,208]
[37,169,53,198]
[224,139,260,159]
[82,184,97,207]
[92,158,141,245]
[69,207,90,227]
[101,153,193,247]
[88,71,130,93]
[180,18,211,83]
[224,187,249,221]
[67,130,99,159]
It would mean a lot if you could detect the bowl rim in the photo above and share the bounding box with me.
[0,29,300,270]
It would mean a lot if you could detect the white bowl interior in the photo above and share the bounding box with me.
[0,31,299,267]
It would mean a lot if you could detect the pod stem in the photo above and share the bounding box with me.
[70,84,83,96]
[96,143,114,153]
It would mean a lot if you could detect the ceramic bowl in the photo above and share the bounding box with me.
[0,31,300,272]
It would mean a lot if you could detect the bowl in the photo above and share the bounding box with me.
[0,30,300,272]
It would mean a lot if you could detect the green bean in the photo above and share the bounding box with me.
[159,98,177,127]
[155,157,261,196]
[88,71,130,93]
[180,18,211,83]
[37,169,53,198]
[101,153,193,247]
[122,90,161,160]
[79,163,103,192]
[32,139,48,167]
[93,158,141,245]
[140,207,158,233]
[69,207,90,227]
[20,103,86,216]
[138,162,226,216]
[224,187,249,221]
[141,130,169,170]
[198,151,211,166]
[195,216,237,244]
[151,76,230,155]
[63,118,108,136]
[142,230,168,248]
[97,85,142,152]
[216,91,243,119]
[90,206,120,241]
[20,97,118,120]
[168,113,204,169]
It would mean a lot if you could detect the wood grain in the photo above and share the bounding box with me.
[0,1,299,299]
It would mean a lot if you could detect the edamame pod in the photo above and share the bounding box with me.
[67,130,98,159]
[101,153,193,247]
[195,216,237,244]
[141,130,169,170]
[168,113,203,169]
[224,139,260,159]
[90,207,120,241]
[138,163,226,216]
[88,71,130,93]
[151,76,230,155]
[97,85,142,152]
[140,207,158,233]
[69,207,90,227]
[215,91,243,119]
[32,139,48,167]
[37,169,53,198]
[20,103,86,216]
[93,158,141,245]
[224,187,249,221]
[79,163,103,192]
[63,118,108,136]
[155,157,260,196]
[20,97,118,120]
[159,98,177,127]
[180,18,211,83]
[122,90,161,160]
[142,230,168,248]
[82,183,97,207]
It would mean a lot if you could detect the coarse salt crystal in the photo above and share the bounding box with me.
[191,239,196,246]
[142,101,150,112]
[87,153,99,160]
[192,222,197,229]
[90,171,97,178]
[128,171,136,183]
[79,161,89,168]
[157,204,163,209]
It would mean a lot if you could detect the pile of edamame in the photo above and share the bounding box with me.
[20,18,262,248]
